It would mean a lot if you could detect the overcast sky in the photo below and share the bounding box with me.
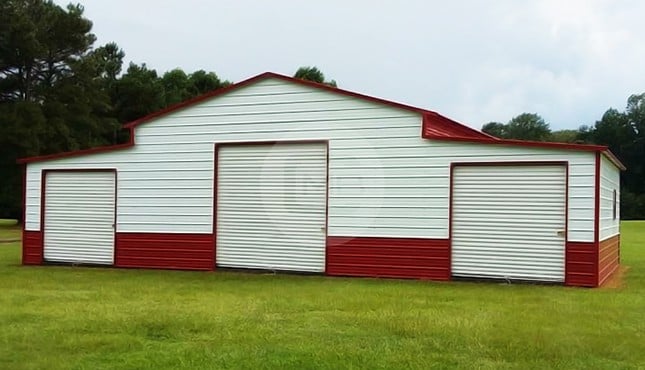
[57,0,645,130]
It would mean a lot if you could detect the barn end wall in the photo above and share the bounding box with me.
[597,154,621,285]
[23,77,598,283]
[599,155,621,240]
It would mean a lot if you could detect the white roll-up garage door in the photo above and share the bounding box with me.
[43,171,116,265]
[451,164,566,282]
[216,143,327,272]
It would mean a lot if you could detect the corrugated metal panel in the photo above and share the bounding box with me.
[599,155,620,240]
[43,172,115,265]
[216,143,327,272]
[598,235,620,285]
[115,232,213,270]
[452,165,566,282]
[22,230,43,265]
[565,241,598,287]
[327,236,450,279]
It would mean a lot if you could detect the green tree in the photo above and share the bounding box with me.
[0,1,96,102]
[505,113,551,141]
[294,66,337,87]
[549,129,580,143]
[111,63,165,123]
[161,68,191,106]
[90,42,125,89]
[0,102,47,221]
[582,94,645,219]
[481,122,506,138]
[0,0,119,220]
[481,114,551,141]
[188,70,227,96]
[0,1,235,221]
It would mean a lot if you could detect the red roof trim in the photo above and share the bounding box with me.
[423,112,497,140]
[16,71,626,170]
[124,71,435,129]
[17,128,134,164]
[18,71,490,164]
[423,112,626,170]
[424,132,607,151]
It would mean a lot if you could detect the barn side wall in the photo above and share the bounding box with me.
[23,77,597,280]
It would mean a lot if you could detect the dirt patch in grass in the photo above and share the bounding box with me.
[600,265,630,289]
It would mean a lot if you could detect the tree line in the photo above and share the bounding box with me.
[0,1,336,220]
[481,101,645,219]
[1,1,643,220]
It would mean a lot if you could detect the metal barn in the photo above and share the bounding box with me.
[19,72,624,287]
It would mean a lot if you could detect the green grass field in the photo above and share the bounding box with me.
[0,218,20,240]
[0,222,643,369]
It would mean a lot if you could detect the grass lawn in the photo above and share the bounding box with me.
[0,222,643,369]
[0,219,20,240]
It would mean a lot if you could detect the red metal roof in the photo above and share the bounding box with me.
[422,114,625,170]
[17,71,626,170]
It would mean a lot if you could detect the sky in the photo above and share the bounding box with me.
[56,0,645,130]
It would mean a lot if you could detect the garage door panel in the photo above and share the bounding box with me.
[43,171,116,265]
[216,143,327,272]
[452,165,566,282]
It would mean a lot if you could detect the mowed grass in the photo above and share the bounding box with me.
[0,219,20,240]
[0,223,643,369]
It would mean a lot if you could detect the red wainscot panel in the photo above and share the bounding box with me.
[326,236,450,280]
[22,230,43,265]
[598,235,620,286]
[565,241,598,287]
[115,233,214,271]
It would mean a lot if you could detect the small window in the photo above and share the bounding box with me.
[612,189,617,220]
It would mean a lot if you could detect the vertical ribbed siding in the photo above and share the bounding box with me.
[327,236,450,279]
[43,171,116,265]
[565,241,598,287]
[22,230,43,265]
[452,165,567,282]
[216,143,327,272]
[115,232,214,270]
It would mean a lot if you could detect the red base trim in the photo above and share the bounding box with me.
[115,233,214,271]
[326,236,450,280]
[22,230,43,265]
[598,235,620,286]
[565,241,598,287]
[24,229,617,288]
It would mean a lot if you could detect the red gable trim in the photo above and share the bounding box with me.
[423,112,497,140]
[423,113,605,151]
[422,113,626,170]
[17,71,489,164]
[123,72,430,128]
[17,128,135,164]
[15,71,626,170]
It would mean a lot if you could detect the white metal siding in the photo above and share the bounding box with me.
[452,165,567,282]
[23,77,597,242]
[599,155,620,240]
[216,143,327,272]
[43,171,115,264]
